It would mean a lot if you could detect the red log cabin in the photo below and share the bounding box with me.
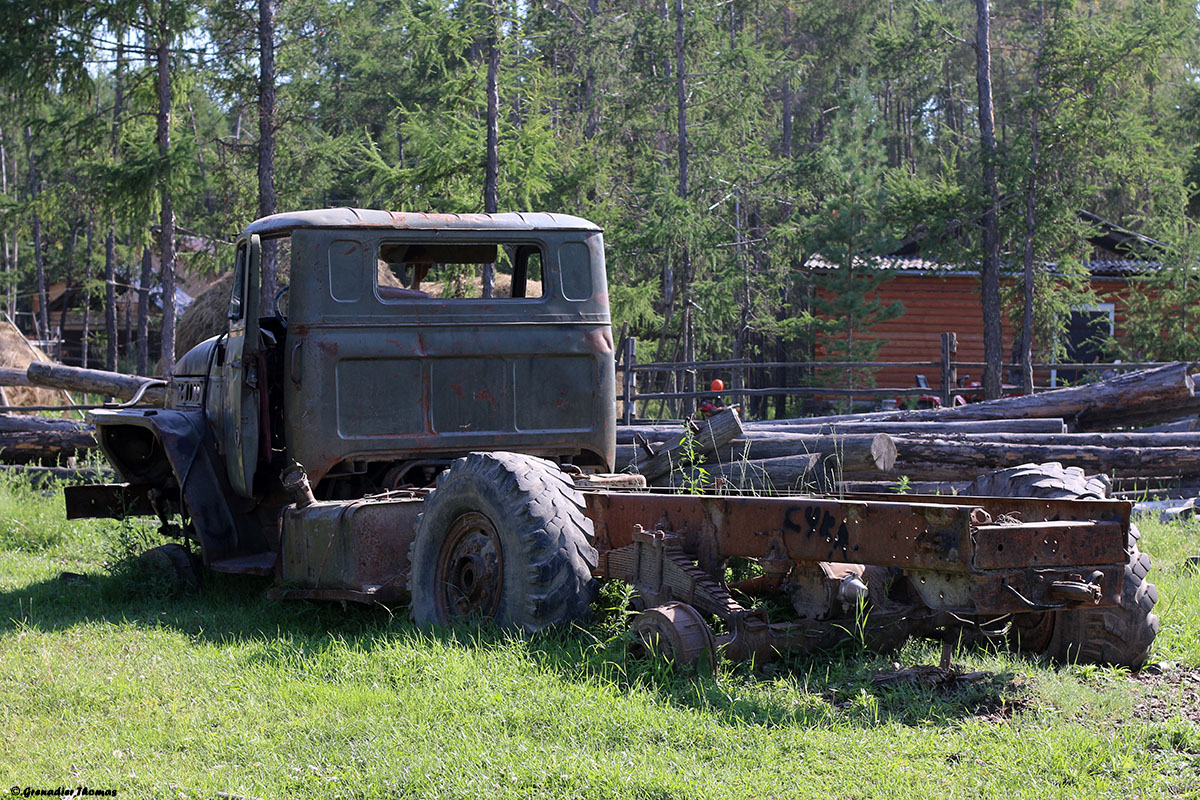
[809,255,1152,395]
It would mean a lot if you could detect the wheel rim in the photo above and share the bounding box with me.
[435,512,504,622]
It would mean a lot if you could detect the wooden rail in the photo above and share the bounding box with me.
[617,331,1176,423]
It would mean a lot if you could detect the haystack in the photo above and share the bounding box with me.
[416,271,543,299]
[0,320,74,410]
[176,272,235,357]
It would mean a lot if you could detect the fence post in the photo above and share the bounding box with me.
[940,332,957,407]
[623,337,637,424]
[733,360,746,418]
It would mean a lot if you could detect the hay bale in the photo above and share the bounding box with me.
[176,272,234,357]
[0,321,73,409]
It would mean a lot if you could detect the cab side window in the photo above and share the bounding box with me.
[227,242,248,321]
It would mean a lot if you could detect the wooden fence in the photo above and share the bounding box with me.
[617,332,1170,423]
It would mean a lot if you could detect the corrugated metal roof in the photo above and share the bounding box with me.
[1086,259,1161,277]
[243,208,602,237]
[806,254,1160,277]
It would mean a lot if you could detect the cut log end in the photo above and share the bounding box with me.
[870,432,897,472]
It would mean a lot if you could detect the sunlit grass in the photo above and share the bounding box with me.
[0,481,1196,798]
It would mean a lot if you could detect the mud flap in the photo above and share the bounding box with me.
[86,408,266,565]
[64,482,157,519]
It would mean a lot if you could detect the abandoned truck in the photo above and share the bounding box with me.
[65,208,1158,668]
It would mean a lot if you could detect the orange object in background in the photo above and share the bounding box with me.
[711,379,725,392]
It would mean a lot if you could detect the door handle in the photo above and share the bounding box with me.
[290,342,303,387]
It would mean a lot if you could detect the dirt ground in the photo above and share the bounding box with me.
[1133,664,1200,725]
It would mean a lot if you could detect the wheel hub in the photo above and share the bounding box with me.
[630,602,716,666]
[436,512,504,620]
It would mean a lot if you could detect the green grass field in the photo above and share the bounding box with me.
[0,477,1197,799]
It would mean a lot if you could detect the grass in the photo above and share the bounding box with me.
[0,475,1197,799]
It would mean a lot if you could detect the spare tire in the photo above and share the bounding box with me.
[409,452,598,632]
[966,462,1158,669]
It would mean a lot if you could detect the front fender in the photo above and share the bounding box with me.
[87,408,265,564]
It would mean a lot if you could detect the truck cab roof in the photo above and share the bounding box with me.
[243,208,602,238]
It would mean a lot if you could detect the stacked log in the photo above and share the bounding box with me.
[882,435,1200,481]
[0,413,96,464]
[619,362,1200,492]
[25,362,166,404]
[616,417,1066,442]
[736,361,1193,432]
[0,361,161,467]
[619,409,898,491]
[632,407,744,481]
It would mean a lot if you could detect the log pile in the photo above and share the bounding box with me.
[618,361,1200,493]
[0,413,96,464]
[0,353,1197,490]
[0,361,164,467]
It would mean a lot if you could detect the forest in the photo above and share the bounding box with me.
[2,0,1200,404]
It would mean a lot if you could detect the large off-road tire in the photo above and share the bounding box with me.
[966,462,1159,669]
[409,452,598,632]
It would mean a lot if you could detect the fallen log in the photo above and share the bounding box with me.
[1113,486,1200,500]
[0,367,34,388]
[633,407,744,481]
[617,417,1067,443]
[655,445,895,492]
[715,432,896,468]
[0,463,114,485]
[652,453,820,492]
[923,431,1200,448]
[26,362,166,405]
[0,428,97,464]
[1136,417,1199,433]
[888,436,1200,480]
[618,431,897,473]
[735,362,1194,431]
[839,479,971,495]
[0,412,91,433]
[745,418,1068,435]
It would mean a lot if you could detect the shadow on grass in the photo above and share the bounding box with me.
[522,623,1029,728]
[0,565,1027,729]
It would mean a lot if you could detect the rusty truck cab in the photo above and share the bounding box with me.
[78,209,616,572]
[252,210,616,495]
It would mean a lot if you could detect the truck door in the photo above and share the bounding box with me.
[221,235,262,498]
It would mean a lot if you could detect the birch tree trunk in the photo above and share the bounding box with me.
[258,0,278,316]
[674,0,688,204]
[59,223,77,340]
[673,0,692,413]
[82,214,93,368]
[24,126,48,340]
[157,0,176,374]
[137,247,151,375]
[105,33,124,372]
[482,0,499,299]
[105,230,117,370]
[1021,98,1039,395]
[1020,13,1044,396]
[974,0,1002,400]
[583,0,600,140]
[0,124,9,324]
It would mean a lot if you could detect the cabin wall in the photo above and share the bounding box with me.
[813,272,1135,394]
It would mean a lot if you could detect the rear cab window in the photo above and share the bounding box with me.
[375,241,545,301]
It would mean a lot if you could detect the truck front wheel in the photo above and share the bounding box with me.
[409,452,598,632]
